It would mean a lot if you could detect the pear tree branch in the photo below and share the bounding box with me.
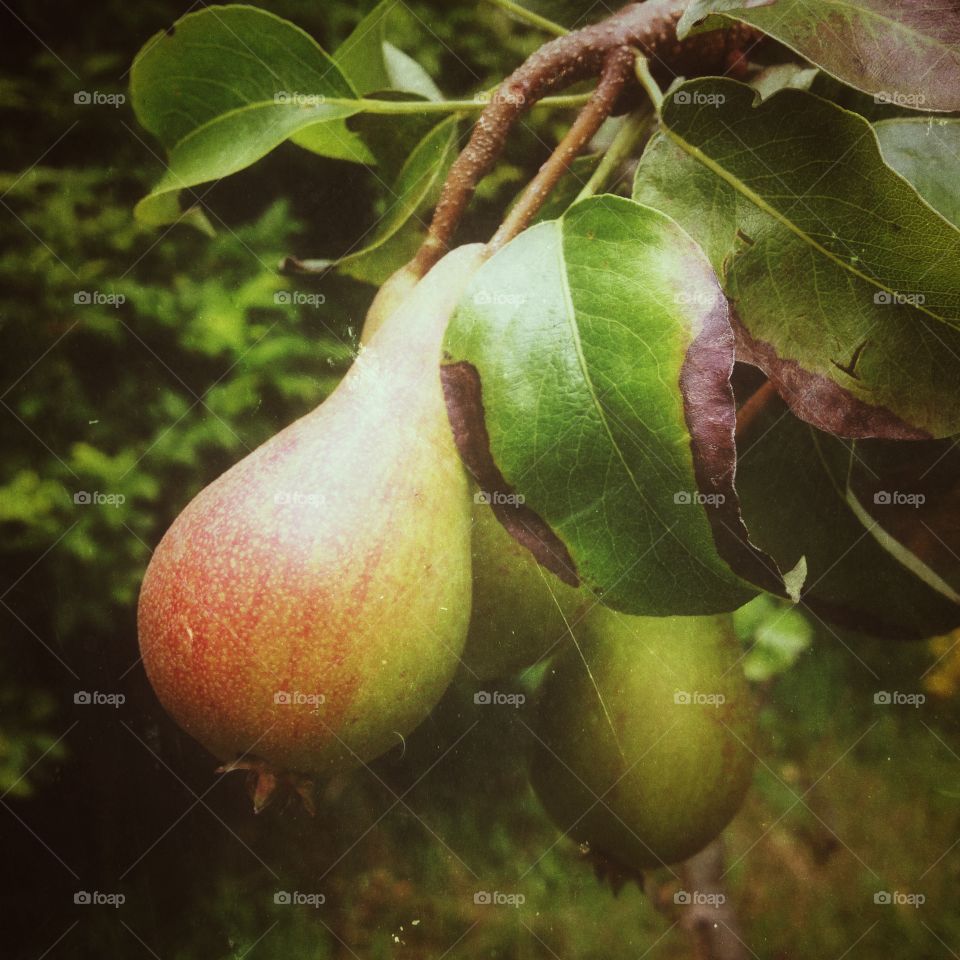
[736,379,778,439]
[487,45,636,254]
[678,840,749,960]
[410,0,759,275]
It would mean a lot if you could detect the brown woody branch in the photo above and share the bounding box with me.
[410,0,757,275]
[679,840,749,960]
[487,44,636,253]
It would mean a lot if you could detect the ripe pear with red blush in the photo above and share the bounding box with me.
[138,245,485,793]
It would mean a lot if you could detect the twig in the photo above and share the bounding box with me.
[411,0,758,274]
[678,839,749,960]
[633,54,664,112]
[735,379,778,438]
[321,92,592,115]
[487,46,635,254]
[574,106,651,203]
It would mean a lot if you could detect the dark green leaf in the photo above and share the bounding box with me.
[295,115,458,285]
[876,118,960,227]
[443,195,779,616]
[736,393,960,640]
[634,79,960,440]
[333,1,442,100]
[680,0,960,113]
[131,5,372,226]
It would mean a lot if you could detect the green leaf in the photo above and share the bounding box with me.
[679,0,960,113]
[350,93,444,182]
[735,394,960,641]
[875,118,960,228]
[290,115,458,285]
[749,63,818,100]
[333,1,441,100]
[733,594,813,682]
[131,5,372,227]
[382,42,443,102]
[443,195,780,616]
[844,438,960,606]
[332,0,395,96]
[633,78,960,440]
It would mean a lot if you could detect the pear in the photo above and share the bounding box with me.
[362,265,583,682]
[138,244,485,790]
[529,606,757,871]
[359,260,422,343]
[460,504,583,680]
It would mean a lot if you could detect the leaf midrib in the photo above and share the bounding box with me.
[661,124,956,331]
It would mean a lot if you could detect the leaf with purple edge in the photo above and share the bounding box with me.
[680,0,960,113]
[442,194,782,616]
[735,393,960,640]
[634,78,960,440]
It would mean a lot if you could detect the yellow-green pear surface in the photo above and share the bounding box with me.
[361,261,584,682]
[360,260,423,345]
[138,245,485,779]
[530,606,757,870]
[460,502,583,680]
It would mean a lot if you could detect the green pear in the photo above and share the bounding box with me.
[359,260,422,344]
[529,606,757,870]
[460,502,583,680]
[362,263,582,681]
[138,245,485,789]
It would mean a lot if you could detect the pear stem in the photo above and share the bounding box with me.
[486,45,635,255]
[633,54,664,113]
[573,105,651,203]
[410,0,761,276]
